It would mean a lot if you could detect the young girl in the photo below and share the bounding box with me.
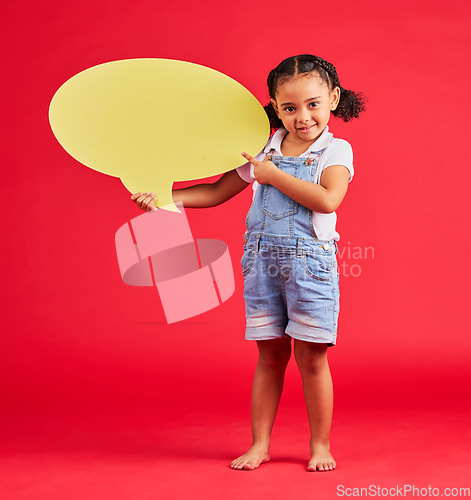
[131,54,365,472]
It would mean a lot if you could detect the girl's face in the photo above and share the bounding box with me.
[271,72,340,145]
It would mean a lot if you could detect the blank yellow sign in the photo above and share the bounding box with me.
[49,58,269,211]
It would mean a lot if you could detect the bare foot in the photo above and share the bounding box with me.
[307,443,336,472]
[230,444,270,470]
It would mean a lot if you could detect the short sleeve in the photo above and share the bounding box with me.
[321,139,354,183]
[235,135,273,184]
[235,162,254,183]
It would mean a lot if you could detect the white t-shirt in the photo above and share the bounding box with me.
[236,125,354,242]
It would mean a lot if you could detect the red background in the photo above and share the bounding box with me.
[2,0,471,498]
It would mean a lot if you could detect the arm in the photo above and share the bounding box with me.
[131,168,250,211]
[172,168,250,208]
[241,152,350,214]
[270,165,350,213]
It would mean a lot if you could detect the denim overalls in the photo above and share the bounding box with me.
[241,149,340,346]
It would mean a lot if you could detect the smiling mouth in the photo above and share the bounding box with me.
[297,124,316,132]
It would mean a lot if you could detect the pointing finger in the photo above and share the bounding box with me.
[242,152,258,165]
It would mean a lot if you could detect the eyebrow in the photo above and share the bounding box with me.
[281,96,322,106]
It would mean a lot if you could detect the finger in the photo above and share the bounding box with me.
[143,195,157,211]
[241,152,258,165]
[137,194,155,210]
[142,196,153,210]
[135,194,148,208]
[132,192,151,206]
[148,197,158,211]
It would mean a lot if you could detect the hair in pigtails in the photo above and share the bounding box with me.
[264,102,283,131]
[333,88,367,122]
[264,54,366,129]
[264,68,283,131]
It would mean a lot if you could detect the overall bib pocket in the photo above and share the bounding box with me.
[262,185,299,220]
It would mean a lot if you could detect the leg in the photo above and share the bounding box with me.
[231,337,291,470]
[293,339,336,472]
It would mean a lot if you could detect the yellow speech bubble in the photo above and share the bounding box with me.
[49,58,270,211]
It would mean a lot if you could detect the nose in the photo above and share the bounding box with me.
[297,108,311,123]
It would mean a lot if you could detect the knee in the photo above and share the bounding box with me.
[257,340,291,370]
[294,344,328,375]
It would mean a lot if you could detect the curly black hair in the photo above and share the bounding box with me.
[264,54,367,131]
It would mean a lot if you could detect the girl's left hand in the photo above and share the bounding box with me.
[241,152,278,185]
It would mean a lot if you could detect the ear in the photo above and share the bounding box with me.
[270,98,281,118]
[330,87,341,111]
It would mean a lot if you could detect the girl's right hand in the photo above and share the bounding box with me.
[130,192,158,212]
